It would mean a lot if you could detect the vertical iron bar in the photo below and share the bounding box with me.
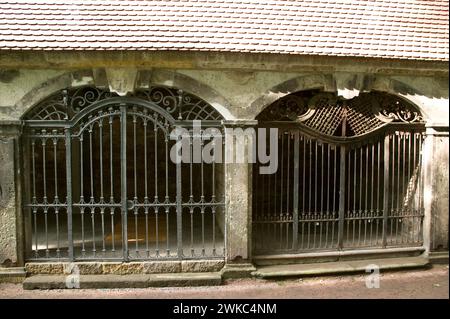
[370,142,375,245]
[307,138,311,249]
[144,119,149,257]
[42,138,49,257]
[280,131,284,250]
[320,142,324,248]
[109,115,115,253]
[301,135,306,249]
[80,135,85,257]
[406,132,412,243]
[89,125,96,256]
[395,134,401,244]
[99,120,104,201]
[382,134,390,247]
[292,131,299,250]
[376,139,381,245]
[201,133,206,256]
[99,121,105,255]
[31,140,38,257]
[364,144,369,245]
[89,125,94,203]
[286,132,291,249]
[165,130,170,257]
[402,132,407,244]
[347,150,351,245]
[325,144,330,248]
[154,119,159,256]
[412,132,417,243]
[65,128,74,261]
[358,147,363,246]
[338,145,346,249]
[53,137,60,257]
[332,145,337,247]
[120,104,128,261]
[314,141,318,249]
[176,128,183,259]
[211,134,216,256]
[189,131,194,256]
[133,115,139,256]
[353,149,356,245]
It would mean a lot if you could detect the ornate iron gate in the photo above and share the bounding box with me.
[253,91,425,255]
[23,86,225,261]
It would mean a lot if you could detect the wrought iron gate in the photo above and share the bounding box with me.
[23,86,225,261]
[253,91,425,255]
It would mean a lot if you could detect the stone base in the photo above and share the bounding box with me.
[221,263,256,279]
[252,256,430,278]
[25,260,225,275]
[429,251,449,264]
[0,267,26,283]
[23,272,222,289]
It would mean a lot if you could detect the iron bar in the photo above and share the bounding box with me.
[382,134,390,247]
[292,131,299,250]
[120,104,128,261]
[65,128,74,260]
[338,145,346,249]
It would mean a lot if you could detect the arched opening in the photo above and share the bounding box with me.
[22,86,225,261]
[252,90,425,255]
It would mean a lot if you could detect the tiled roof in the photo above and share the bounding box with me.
[0,0,448,61]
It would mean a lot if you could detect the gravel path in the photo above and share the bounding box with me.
[0,265,448,299]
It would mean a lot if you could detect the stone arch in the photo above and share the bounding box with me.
[16,69,235,121]
[248,74,432,121]
[15,70,95,120]
[145,69,234,120]
[374,77,433,122]
[247,74,335,119]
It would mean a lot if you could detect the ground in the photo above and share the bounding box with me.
[0,265,448,299]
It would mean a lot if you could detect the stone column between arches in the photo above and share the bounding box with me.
[422,125,449,254]
[221,120,258,277]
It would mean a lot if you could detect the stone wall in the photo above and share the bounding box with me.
[0,60,448,265]
[427,128,449,251]
[0,124,20,266]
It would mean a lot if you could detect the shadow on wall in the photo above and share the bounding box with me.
[247,74,448,121]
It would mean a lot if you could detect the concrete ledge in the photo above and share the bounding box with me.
[252,257,430,279]
[429,251,449,265]
[253,247,425,266]
[0,267,26,283]
[23,272,222,290]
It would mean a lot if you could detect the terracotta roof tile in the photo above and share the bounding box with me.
[0,0,448,61]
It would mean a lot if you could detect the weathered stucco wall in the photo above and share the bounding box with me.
[0,69,65,119]
[1,68,448,123]
[428,130,449,251]
[0,128,18,266]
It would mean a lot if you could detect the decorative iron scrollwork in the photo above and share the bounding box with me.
[69,86,116,113]
[259,95,309,121]
[132,87,223,121]
[25,86,117,121]
[24,93,68,121]
[257,91,424,137]
[24,85,223,122]
[375,94,423,123]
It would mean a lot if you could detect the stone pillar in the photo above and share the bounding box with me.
[221,120,257,278]
[423,125,449,254]
[0,121,23,266]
